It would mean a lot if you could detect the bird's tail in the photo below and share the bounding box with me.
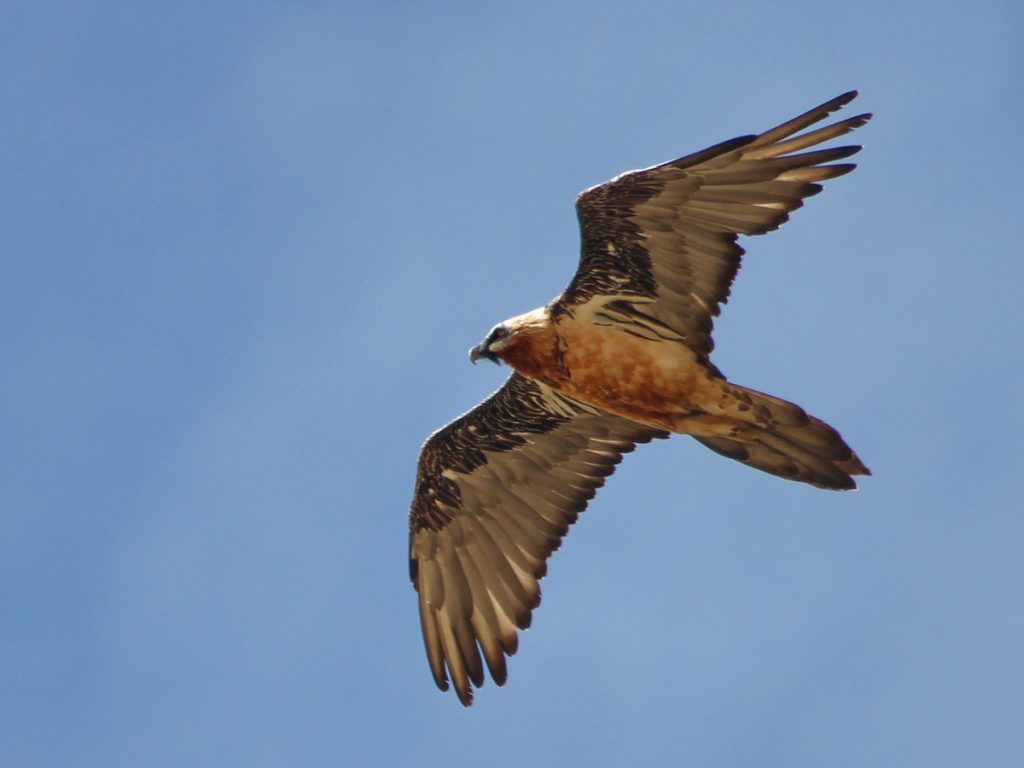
[689,384,870,490]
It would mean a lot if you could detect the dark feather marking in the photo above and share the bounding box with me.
[410,375,570,537]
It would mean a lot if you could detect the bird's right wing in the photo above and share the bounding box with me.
[409,373,667,705]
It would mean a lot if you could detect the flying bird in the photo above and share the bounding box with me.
[409,91,871,705]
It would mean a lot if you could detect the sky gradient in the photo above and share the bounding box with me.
[4,2,1023,766]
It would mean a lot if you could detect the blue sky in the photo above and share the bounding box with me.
[3,1,1023,766]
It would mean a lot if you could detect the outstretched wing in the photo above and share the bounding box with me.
[561,91,871,363]
[409,373,667,705]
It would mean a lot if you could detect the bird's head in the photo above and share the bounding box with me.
[468,306,551,365]
[469,323,511,364]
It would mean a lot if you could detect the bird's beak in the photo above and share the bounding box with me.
[469,341,498,365]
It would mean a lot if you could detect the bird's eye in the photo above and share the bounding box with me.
[490,326,508,341]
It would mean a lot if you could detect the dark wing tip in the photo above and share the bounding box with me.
[820,143,864,162]
[808,162,859,181]
[823,162,859,179]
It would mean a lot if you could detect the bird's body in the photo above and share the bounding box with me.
[484,302,866,482]
[409,92,872,705]
[499,305,715,428]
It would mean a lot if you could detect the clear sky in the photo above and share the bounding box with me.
[4,2,1022,766]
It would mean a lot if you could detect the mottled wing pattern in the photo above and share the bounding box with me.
[409,373,667,705]
[563,91,871,362]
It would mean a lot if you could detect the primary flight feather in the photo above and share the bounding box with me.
[409,91,871,705]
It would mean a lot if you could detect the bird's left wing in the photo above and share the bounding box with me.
[409,372,667,705]
[560,91,871,365]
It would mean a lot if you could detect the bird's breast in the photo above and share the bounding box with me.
[553,322,717,426]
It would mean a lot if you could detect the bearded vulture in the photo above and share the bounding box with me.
[408,91,871,705]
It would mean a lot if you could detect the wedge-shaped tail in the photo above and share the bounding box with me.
[693,384,869,490]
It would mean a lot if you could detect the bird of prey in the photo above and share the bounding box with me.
[409,91,871,705]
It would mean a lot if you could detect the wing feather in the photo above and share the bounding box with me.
[409,373,666,705]
[562,91,871,361]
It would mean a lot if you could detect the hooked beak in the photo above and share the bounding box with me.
[469,341,499,365]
